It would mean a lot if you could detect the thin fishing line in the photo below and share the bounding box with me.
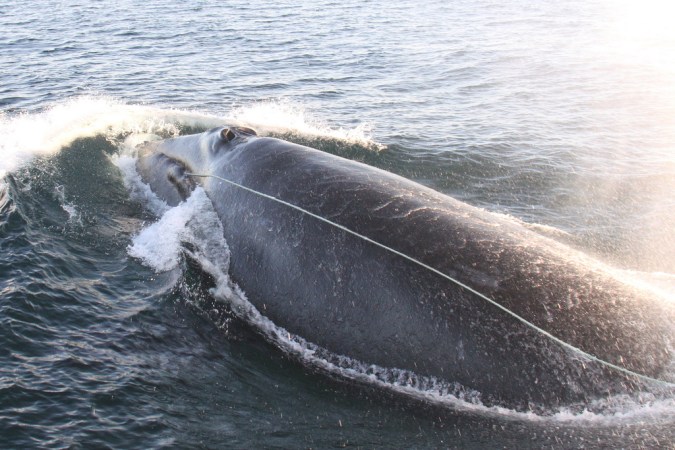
[187,171,674,388]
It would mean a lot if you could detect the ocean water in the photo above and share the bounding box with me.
[1,0,674,447]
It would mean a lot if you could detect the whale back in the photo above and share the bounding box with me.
[139,132,675,408]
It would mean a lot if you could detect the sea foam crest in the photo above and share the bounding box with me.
[0,96,223,179]
[226,99,382,149]
[0,96,382,183]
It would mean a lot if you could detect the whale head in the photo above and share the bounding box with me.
[135,126,258,205]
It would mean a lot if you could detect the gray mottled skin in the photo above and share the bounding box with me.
[136,126,674,410]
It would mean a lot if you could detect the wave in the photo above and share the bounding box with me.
[0,96,382,180]
[227,99,382,148]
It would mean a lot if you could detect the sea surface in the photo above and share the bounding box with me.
[1,0,674,448]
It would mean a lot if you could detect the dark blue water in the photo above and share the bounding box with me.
[1,0,674,447]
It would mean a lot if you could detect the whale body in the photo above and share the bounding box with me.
[135,126,674,410]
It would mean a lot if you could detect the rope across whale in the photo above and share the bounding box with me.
[183,169,675,388]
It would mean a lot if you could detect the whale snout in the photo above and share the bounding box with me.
[166,162,196,200]
[136,145,196,206]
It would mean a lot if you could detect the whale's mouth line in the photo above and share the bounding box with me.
[184,171,675,389]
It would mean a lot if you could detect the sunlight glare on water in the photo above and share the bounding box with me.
[609,0,675,47]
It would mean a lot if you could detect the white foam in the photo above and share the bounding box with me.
[0,96,223,179]
[226,99,383,149]
[549,395,675,425]
[0,96,383,183]
[112,134,170,217]
[127,187,219,273]
[250,318,675,423]
[226,301,675,424]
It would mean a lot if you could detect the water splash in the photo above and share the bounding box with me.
[0,97,200,177]
[0,96,383,183]
[114,135,170,217]
[54,185,82,226]
[226,99,382,148]
[127,187,222,273]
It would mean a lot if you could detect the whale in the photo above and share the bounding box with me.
[134,126,674,411]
